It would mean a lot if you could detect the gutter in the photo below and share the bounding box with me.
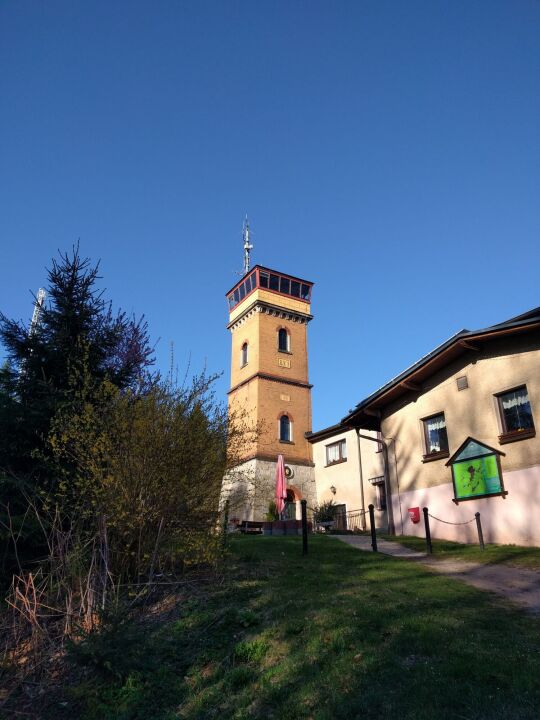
[355,431,395,536]
[354,429,367,531]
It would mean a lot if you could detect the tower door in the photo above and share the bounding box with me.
[285,489,297,519]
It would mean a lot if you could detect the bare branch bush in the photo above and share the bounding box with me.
[1,372,258,698]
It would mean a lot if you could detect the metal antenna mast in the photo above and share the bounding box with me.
[242,215,253,276]
[29,288,46,336]
[19,288,46,376]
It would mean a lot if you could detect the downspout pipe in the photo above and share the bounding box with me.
[354,428,367,531]
[354,431,395,536]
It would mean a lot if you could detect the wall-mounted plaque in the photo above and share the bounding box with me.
[446,437,507,503]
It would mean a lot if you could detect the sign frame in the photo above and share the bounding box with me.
[446,437,508,505]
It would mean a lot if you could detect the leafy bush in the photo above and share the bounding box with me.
[265,501,279,521]
[313,500,338,523]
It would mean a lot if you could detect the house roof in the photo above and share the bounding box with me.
[340,306,540,430]
[305,422,349,444]
[304,305,539,436]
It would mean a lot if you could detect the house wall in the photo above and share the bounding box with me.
[311,429,386,529]
[389,465,540,545]
[380,334,540,544]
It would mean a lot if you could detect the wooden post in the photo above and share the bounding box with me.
[475,512,485,551]
[221,499,230,550]
[368,504,377,552]
[423,507,432,555]
[301,500,308,556]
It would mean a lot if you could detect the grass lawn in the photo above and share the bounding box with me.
[52,535,540,720]
[381,534,540,570]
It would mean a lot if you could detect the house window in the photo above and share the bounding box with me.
[422,413,449,457]
[376,431,383,453]
[241,342,248,367]
[496,386,535,442]
[326,439,347,465]
[278,328,290,352]
[279,415,292,442]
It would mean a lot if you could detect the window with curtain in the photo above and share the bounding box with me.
[498,386,534,433]
[278,328,290,352]
[279,415,291,442]
[326,439,347,465]
[241,342,248,367]
[422,413,448,455]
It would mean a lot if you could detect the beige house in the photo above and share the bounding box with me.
[307,426,386,530]
[310,307,540,546]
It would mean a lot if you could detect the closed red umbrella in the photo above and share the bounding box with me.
[275,454,287,518]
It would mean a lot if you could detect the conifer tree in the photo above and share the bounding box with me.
[0,247,154,572]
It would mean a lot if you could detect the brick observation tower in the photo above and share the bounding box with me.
[222,220,316,521]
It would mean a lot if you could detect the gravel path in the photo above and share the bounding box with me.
[333,534,540,614]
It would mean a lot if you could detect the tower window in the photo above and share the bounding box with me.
[241,342,248,367]
[279,415,292,442]
[278,328,290,352]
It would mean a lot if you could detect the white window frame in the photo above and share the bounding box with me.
[240,342,248,367]
[325,439,347,466]
[278,415,293,442]
[278,328,291,353]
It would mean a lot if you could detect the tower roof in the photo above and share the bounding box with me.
[226,265,314,325]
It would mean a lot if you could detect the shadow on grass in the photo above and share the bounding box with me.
[384,534,540,570]
[47,536,540,720]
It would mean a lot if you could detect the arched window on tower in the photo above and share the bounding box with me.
[278,328,290,352]
[241,342,248,367]
[279,414,291,442]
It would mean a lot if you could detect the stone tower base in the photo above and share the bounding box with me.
[221,458,316,522]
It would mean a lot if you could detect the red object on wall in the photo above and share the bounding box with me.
[408,507,421,524]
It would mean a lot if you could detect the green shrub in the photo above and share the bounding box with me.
[234,638,269,664]
[313,500,337,523]
[265,501,279,521]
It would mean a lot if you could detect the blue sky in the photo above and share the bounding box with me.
[1,1,539,430]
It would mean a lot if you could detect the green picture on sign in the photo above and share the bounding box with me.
[453,455,502,499]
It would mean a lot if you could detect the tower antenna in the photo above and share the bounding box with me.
[242,215,253,276]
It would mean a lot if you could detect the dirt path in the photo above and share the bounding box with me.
[333,535,540,614]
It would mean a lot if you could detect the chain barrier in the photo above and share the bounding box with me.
[307,506,369,517]
[427,512,476,526]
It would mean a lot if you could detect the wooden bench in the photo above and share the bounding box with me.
[237,520,263,534]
